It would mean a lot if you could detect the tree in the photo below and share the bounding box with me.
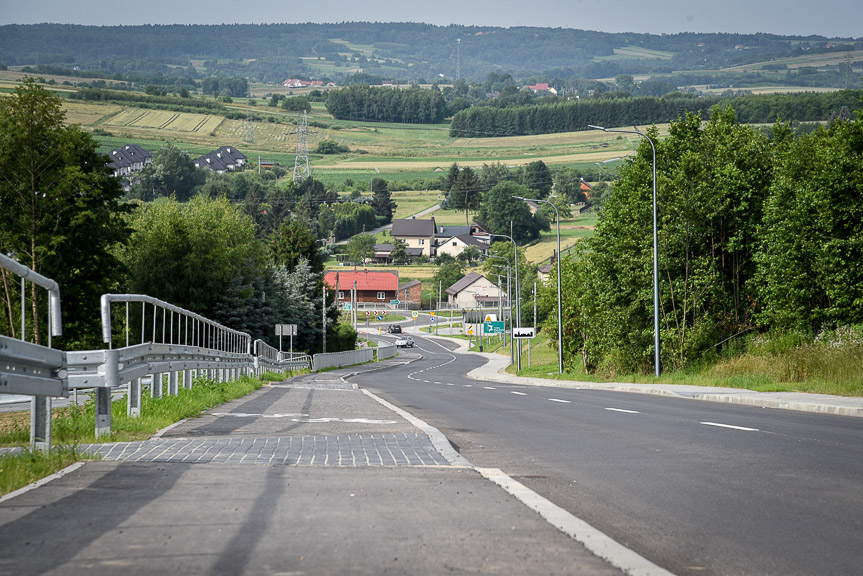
[131,143,205,202]
[390,238,410,265]
[123,195,264,317]
[522,160,552,199]
[756,114,863,332]
[346,233,376,264]
[371,177,396,223]
[457,245,482,265]
[446,163,481,225]
[477,181,546,243]
[271,219,324,274]
[0,77,127,347]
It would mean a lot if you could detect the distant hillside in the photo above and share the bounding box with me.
[0,22,860,89]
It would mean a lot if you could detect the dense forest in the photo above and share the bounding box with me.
[450,90,863,137]
[0,22,859,88]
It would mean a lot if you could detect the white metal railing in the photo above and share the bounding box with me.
[0,253,67,450]
[254,339,311,375]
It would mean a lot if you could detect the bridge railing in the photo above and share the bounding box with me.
[0,253,67,451]
[253,339,311,375]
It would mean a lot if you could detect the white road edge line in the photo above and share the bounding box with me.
[511,391,527,396]
[549,398,571,404]
[358,385,675,576]
[701,421,759,432]
[605,408,640,414]
[477,467,677,576]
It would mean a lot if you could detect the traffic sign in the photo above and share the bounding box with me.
[377,315,384,321]
[429,317,436,323]
[512,327,536,339]
[484,313,498,322]
[411,311,419,319]
[430,311,436,316]
[275,324,297,336]
[468,328,474,336]
[366,311,371,316]
[390,299,400,306]
[483,321,505,334]
[343,303,352,311]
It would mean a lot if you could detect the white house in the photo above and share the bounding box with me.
[445,272,506,309]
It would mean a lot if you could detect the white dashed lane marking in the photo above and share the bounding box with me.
[511,391,527,396]
[605,408,640,414]
[483,386,497,390]
[701,421,759,432]
[548,398,571,404]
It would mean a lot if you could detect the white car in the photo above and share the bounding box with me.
[394,336,414,348]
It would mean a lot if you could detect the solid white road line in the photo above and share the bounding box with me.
[701,421,759,432]
[549,398,571,404]
[477,468,677,576]
[605,408,640,414]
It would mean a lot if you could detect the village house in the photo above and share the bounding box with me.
[194,146,247,173]
[390,217,437,259]
[107,144,153,178]
[324,270,399,306]
[435,233,490,259]
[445,271,506,309]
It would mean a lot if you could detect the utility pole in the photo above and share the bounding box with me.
[322,286,327,353]
[456,38,461,81]
[293,110,311,184]
[243,78,256,144]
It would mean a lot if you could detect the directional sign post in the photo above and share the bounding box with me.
[483,321,505,335]
[512,327,536,339]
[390,299,400,306]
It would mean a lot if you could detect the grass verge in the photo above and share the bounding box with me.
[0,373,272,496]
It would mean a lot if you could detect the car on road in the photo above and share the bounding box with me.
[387,324,402,333]
[394,336,414,348]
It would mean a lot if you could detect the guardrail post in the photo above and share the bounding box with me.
[96,349,118,438]
[128,377,142,417]
[169,371,178,395]
[152,373,163,398]
[183,368,192,390]
[30,397,51,451]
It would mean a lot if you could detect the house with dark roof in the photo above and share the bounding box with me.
[324,270,399,305]
[194,146,247,173]
[107,144,153,177]
[445,272,505,309]
[369,244,424,265]
[391,217,437,258]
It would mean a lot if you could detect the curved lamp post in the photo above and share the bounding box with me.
[588,124,660,377]
[489,232,521,369]
[513,196,563,374]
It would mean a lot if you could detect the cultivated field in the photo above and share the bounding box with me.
[723,49,863,72]
[105,108,224,134]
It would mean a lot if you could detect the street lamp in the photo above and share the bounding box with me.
[589,124,660,377]
[489,232,521,370]
[513,196,563,374]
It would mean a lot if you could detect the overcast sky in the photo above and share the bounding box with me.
[0,0,859,38]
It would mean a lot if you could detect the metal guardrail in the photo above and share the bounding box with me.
[0,254,67,450]
[254,339,311,375]
[312,348,374,371]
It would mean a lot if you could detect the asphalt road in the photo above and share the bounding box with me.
[358,333,863,576]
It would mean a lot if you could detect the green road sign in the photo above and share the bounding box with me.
[390,299,400,306]
[483,321,505,334]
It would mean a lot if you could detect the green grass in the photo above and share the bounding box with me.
[0,374,265,447]
[505,330,863,397]
[0,447,86,497]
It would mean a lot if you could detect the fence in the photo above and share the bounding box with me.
[0,254,67,450]
[254,339,311,375]
[312,348,374,371]
[375,344,398,361]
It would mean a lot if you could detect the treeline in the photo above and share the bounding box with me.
[450,90,863,137]
[325,85,448,124]
[538,106,863,375]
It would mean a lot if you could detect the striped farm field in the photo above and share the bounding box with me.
[104,108,223,134]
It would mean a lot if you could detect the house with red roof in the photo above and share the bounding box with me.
[324,270,399,305]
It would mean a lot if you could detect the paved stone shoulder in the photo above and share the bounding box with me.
[85,433,451,467]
